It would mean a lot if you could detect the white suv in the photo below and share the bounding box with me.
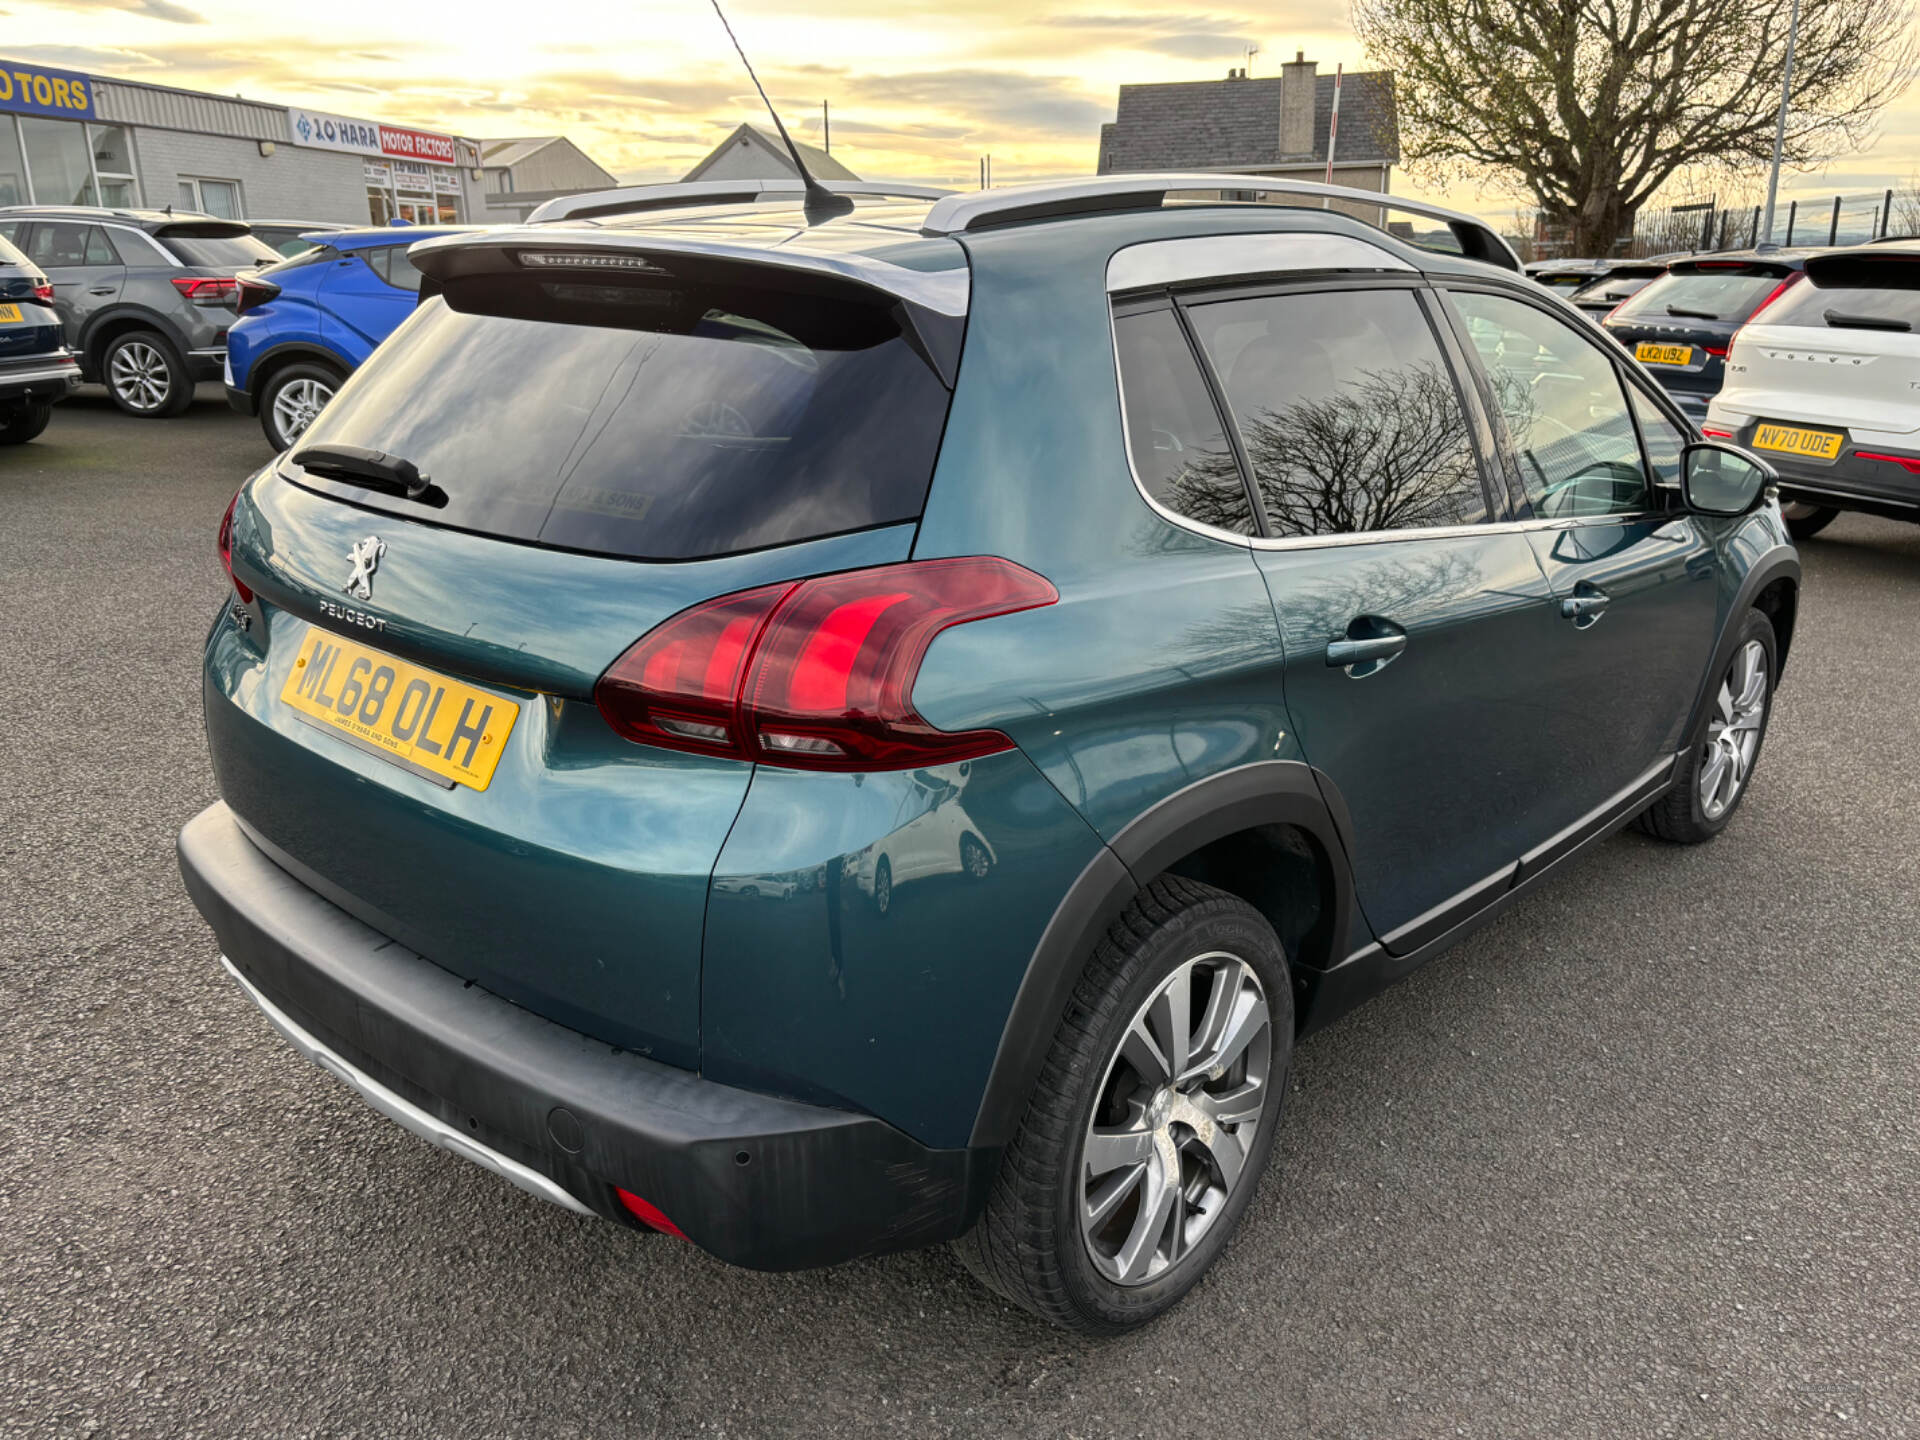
[1706,245,1920,539]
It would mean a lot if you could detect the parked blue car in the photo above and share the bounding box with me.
[225,226,469,450]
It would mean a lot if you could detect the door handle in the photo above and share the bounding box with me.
[1560,585,1610,627]
[86,286,117,295]
[1326,619,1409,677]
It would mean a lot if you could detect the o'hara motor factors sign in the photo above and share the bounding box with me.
[288,107,457,165]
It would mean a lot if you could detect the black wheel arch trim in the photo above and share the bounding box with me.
[1683,546,1799,744]
[967,760,1358,1150]
[77,305,194,370]
[247,341,351,398]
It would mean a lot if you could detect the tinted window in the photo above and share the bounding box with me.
[367,244,424,293]
[0,232,27,267]
[292,286,954,561]
[29,223,113,268]
[1451,290,1651,518]
[1757,279,1920,331]
[162,230,280,268]
[1113,306,1253,535]
[1611,269,1787,323]
[1571,273,1658,307]
[1186,287,1489,537]
[1629,386,1686,488]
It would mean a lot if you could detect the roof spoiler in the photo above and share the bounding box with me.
[527,179,954,225]
[1803,247,1920,288]
[917,173,1523,272]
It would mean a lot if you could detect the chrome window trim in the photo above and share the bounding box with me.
[1109,291,1671,552]
[1105,233,1414,293]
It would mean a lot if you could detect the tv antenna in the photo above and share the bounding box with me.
[709,0,852,223]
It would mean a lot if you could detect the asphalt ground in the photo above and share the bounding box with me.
[3,391,1918,1439]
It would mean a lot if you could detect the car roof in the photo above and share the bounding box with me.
[0,204,226,230]
[318,225,477,252]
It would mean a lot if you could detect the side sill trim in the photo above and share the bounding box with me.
[220,953,596,1218]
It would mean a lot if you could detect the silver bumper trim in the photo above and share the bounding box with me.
[0,361,81,386]
[220,954,596,1218]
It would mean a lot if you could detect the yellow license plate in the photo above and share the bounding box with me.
[1635,342,1693,366]
[1752,423,1845,460]
[0,303,22,324]
[280,629,518,791]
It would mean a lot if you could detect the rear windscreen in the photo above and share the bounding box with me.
[287,281,954,560]
[1572,273,1657,305]
[163,231,282,269]
[1758,279,1920,331]
[1611,270,1785,322]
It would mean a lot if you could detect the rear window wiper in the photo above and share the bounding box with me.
[1666,306,1720,320]
[1823,310,1912,332]
[292,444,444,504]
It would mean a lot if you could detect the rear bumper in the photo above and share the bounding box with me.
[0,354,81,405]
[187,347,226,383]
[178,802,987,1270]
[225,383,256,416]
[1721,425,1920,512]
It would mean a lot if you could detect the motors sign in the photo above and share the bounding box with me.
[0,58,98,119]
[288,107,457,165]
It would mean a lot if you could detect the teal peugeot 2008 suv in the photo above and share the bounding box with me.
[180,174,1800,1333]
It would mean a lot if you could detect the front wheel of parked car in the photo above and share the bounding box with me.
[0,400,53,445]
[955,875,1293,1334]
[1781,502,1838,541]
[1637,608,1777,845]
[103,330,193,418]
[261,362,344,451]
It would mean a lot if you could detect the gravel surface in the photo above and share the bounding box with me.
[4,393,1918,1438]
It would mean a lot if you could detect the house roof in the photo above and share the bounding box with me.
[481,137,558,167]
[1098,72,1399,174]
[682,123,862,184]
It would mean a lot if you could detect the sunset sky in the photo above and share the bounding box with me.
[13,0,1920,220]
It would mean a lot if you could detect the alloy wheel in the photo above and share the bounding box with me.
[1779,501,1819,521]
[271,377,335,444]
[1080,951,1272,1286]
[1699,639,1768,821]
[109,342,172,413]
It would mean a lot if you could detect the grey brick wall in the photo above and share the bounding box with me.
[128,129,370,224]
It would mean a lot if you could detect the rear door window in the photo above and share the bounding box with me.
[1112,305,1254,535]
[290,280,955,561]
[28,223,115,269]
[1184,286,1491,537]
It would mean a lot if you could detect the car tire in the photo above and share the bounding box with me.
[1781,502,1838,541]
[260,361,344,452]
[954,875,1292,1334]
[1637,608,1777,845]
[102,330,193,418]
[0,400,53,445]
[872,857,892,916]
[960,835,992,879]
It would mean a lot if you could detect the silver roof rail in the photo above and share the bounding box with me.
[528,179,955,225]
[919,173,1523,272]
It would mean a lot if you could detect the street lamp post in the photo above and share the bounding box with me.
[1760,0,1802,243]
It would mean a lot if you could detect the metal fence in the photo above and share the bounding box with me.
[1526,188,1912,259]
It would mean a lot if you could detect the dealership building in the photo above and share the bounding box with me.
[0,56,614,227]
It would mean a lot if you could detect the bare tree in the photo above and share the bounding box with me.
[1353,0,1919,254]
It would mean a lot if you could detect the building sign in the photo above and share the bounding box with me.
[433,171,460,196]
[289,107,457,165]
[0,59,98,120]
[362,161,392,186]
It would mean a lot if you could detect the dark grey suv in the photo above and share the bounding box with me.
[0,206,280,417]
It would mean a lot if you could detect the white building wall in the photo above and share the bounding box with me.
[129,129,369,223]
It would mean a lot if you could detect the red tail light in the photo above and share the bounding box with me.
[1703,343,1729,358]
[615,1188,687,1239]
[172,275,240,305]
[218,489,253,603]
[595,557,1057,772]
[1700,426,1736,439]
[1855,451,1920,475]
[235,277,281,315]
[1726,272,1806,358]
[31,281,52,302]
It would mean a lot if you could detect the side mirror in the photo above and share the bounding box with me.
[1681,441,1775,516]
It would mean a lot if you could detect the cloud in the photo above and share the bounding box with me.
[0,44,164,68]
[840,69,1109,139]
[135,0,204,20]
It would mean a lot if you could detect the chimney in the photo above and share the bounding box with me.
[1279,49,1316,159]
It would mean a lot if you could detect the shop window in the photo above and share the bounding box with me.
[19,117,94,205]
[179,176,242,219]
[89,125,137,207]
[0,117,25,206]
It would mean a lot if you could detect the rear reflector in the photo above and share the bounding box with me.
[615,1188,687,1238]
[217,489,253,603]
[1700,426,1736,439]
[1855,450,1920,475]
[595,557,1057,772]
